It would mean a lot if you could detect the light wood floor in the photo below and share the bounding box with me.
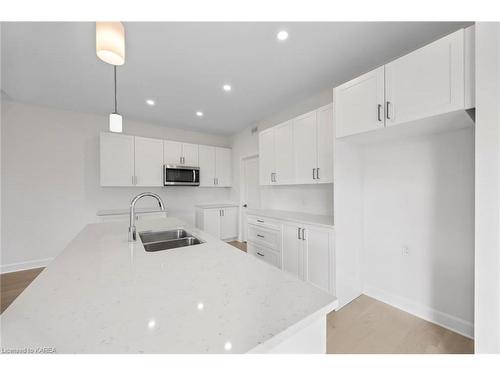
[1,247,474,354]
[1,267,44,313]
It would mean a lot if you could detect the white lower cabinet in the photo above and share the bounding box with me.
[247,214,334,294]
[196,205,238,240]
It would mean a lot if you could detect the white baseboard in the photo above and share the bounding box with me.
[363,285,474,339]
[1,258,53,274]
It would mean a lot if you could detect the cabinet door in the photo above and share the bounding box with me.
[304,227,331,293]
[163,140,183,165]
[259,129,275,185]
[335,66,385,138]
[182,143,199,167]
[385,29,465,127]
[273,121,295,185]
[134,137,164,186]
[282,224,302,278]
[215,147,232,187]
[203,208,221,238]
[316,105,333,183]
[220,207,238,240]
[100,132,135,186]
[198,145,216,187]
[293,111,317,184]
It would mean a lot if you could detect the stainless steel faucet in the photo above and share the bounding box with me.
[128,192,166,242]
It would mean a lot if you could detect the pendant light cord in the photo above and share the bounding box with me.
[114,65,118,114]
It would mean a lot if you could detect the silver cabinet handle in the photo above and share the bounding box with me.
[301,228,306,241]
[256,252,264,257]
[313,168,316,180]
[219,209,222,216]
[386,101,391,120]
[298,227,301,240]
[378,104,382,122]
[222,209,224,217]
[257,219,264,223]
[216,177,219,185]
[257,234,265,238]
[317,168,320,180]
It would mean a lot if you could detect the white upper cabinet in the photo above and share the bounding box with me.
[316,104,334,183]
[334,66,385,138]
[199,145,216,187]
[182,143,199,167]
[385,29,465,127]
[258,104,333,186]
[335,27,473,139]
[199,145,232,187]
[259,129,275,185]
[274,121,295,185]
[134,137,164,187]
[100,132,135,187]
[163,140,199,166]
[215,147,232,187]
[293,111,318,184]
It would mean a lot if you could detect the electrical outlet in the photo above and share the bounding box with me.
[402,246,409,256]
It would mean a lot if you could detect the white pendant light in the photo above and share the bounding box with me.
[96,22,125,66]
[109,66,123,133]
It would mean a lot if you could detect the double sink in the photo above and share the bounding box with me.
[139,229,204,252]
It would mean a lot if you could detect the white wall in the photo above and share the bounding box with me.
[1,100,232,272]
[474,22,500,353]
[362,128,475,337]
[231,89,334,226]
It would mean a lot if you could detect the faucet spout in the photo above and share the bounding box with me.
[128,192,166,242]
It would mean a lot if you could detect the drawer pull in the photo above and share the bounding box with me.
[256,252,264,257]
[257,219,264,223]
[257,234,265,238]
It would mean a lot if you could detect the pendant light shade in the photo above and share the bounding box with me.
[109,113,123,133]
[96,22,125,66]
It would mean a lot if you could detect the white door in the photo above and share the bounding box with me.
[203,208,221,238]
[304,228,331,293]
[220,207,238,240]
[282,224,302,278]
[335,66,385,138]
[182,143,199,167]
[100,132,135,186]
[215,147,232,187]
[316,105,334,183]
[293,111,317,184]
[385,29,464,127]
[273,121,295,185]
[134,137,164,186]
[199,145,216,187]
[259,129,275,185]
[163,140,183,165]
[241,156,261,242]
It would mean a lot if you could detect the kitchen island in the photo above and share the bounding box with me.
[0,218,338,353]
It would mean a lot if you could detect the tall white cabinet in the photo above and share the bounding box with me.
[100,132,135,187]
[199,145,232,187]
[134,137,164,187]
[259,104,333,186]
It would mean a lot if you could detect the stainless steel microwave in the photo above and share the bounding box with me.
[163,165,200,186]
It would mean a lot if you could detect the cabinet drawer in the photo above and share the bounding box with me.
[247,242,281,269]
[247,215,281,230]
[247,224,280,250]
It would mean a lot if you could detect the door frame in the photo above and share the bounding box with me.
[238,153,259,242]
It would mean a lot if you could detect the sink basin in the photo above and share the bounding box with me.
[139,229,204,252]
[139,229,190,243]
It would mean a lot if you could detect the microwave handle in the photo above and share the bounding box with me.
[193,169,196,182]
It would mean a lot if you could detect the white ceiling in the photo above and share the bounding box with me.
[1,22,471,135]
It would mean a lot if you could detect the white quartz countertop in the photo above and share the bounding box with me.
[195,203,239,209]
[0,217,337,354]
[246,208,334,229]
[97,207,167,216]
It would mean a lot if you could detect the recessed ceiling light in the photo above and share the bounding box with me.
[277,30,289,41]
[222,84,232,92]
[146,99,155,106]
[196,111,204,117]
